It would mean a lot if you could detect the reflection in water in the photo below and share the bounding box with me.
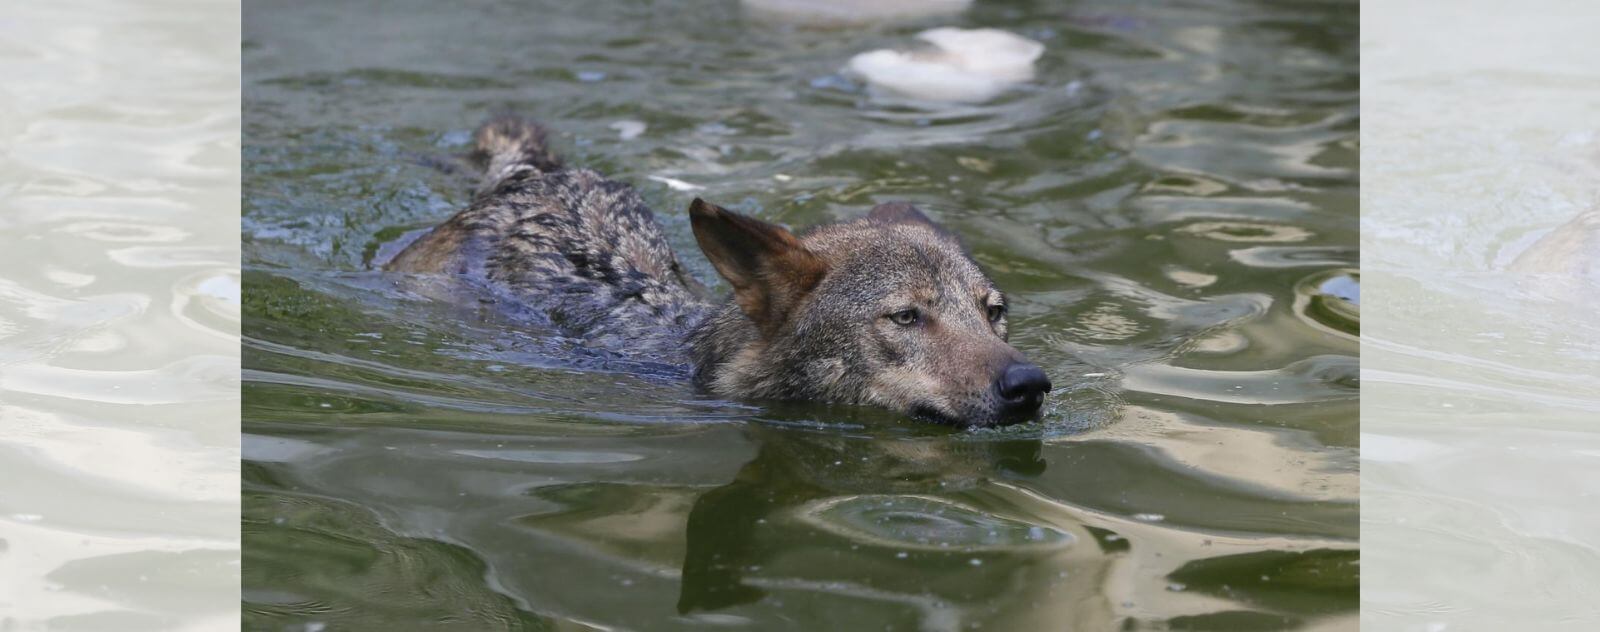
[241,364,1355,629]
[1165,548,1357,628]
[675,428,1085,621]
[510,425,1123,629]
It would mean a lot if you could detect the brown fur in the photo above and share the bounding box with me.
[386,115,1050,426]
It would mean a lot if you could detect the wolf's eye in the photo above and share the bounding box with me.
[889,308,920,326]
[987,304,1006,323]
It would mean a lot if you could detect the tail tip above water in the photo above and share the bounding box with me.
[470,113,563,174]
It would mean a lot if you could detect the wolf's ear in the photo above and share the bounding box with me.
[689,198,827,333]
[868,202,934,225]
[868,202,952,237]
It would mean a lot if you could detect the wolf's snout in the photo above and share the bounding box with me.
[995,362,1051,419]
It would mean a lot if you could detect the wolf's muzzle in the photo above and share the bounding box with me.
[994,362,1051,422]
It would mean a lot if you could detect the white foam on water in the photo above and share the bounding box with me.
[646,175,706,191]
[609,120,647,140]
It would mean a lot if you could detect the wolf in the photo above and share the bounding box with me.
[386,115,1052,427]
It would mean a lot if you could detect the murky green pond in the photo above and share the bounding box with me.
[242,0,1357,629]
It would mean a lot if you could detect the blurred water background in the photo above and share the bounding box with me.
[1362,1,1600,630]
[0,0,241,629]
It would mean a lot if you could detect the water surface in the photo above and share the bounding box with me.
[243,0,1358,629]
[0,0,241,629]
[1362,1,1600,629]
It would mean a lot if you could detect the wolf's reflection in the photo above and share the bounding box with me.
[677,423,1116,628]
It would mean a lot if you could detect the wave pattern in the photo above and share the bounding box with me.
[0,0,241,629]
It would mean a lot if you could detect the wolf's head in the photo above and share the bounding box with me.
[686,198,1051,428]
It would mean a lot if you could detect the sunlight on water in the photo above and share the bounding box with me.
[1362,1,1600,629]
[0,0,241,629]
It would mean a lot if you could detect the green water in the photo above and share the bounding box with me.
[242,0,1357,629]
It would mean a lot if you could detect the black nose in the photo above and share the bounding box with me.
[996,362,1052,416]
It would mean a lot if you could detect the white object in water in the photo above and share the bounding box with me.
[609,120,647,140]
[1508,209,1600,283]
[646,175,705,192]
[845,28,1045,103]
[741,0,971,26]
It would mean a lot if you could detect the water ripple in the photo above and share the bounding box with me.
[0,0,241,627]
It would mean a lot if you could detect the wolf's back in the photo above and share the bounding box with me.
[385,115,711,353]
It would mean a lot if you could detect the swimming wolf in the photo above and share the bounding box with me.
[386,115,1052,426]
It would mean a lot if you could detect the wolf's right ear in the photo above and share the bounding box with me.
[689,198,827,334]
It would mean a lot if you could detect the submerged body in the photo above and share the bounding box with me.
[388,116,1051,426]
[385,119,709,357]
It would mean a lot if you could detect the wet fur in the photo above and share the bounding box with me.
[387,116,1034,426]
[386,117,710,355]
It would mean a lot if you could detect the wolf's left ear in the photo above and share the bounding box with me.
[689,198,827,334]
[868,202,952,237]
